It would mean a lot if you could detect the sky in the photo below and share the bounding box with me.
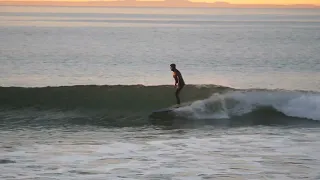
[197,0,320,4]
[3,0,320,4]
[2,0,320,8]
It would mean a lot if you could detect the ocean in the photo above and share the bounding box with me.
[0,6,320,179]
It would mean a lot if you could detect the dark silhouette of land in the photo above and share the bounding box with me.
[0,0,319,8]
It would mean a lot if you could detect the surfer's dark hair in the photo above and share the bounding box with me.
[170,64,176,68]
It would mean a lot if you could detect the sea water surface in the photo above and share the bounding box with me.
[0,6,320,179]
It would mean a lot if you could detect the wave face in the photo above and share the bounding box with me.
[0,85,226,127]
[0,85,319,128]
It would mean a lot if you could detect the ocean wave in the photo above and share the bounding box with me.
[0,84,225,127]
[172,90,320,121]
[0,85,319,127]
[0,84,224,110]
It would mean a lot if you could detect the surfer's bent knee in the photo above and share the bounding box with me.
[175,85,184,95]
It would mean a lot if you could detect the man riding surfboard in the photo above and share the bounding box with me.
[170,63,185,105]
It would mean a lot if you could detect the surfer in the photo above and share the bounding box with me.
[170,63,185,105]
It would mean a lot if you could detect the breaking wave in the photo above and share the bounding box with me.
[0,85,319,128]
[174,90,320,121]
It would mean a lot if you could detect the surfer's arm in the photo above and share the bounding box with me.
[173,75,179,86]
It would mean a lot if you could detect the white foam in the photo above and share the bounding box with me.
[2,127,320,180]
[174,90,320,121]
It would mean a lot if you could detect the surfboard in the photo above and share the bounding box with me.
[149,102,193,125]
[151,106,179,114]
[149,105,180,123]
[151,101,192,114]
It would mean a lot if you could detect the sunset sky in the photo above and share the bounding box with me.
[3,0,320,4]
[195,0,320,4]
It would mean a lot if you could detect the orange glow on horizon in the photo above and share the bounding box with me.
[198,0,320,4]
[2,0,320,4]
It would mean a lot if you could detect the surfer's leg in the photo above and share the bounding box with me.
[175,90,180,105]
[175,85,183,105]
